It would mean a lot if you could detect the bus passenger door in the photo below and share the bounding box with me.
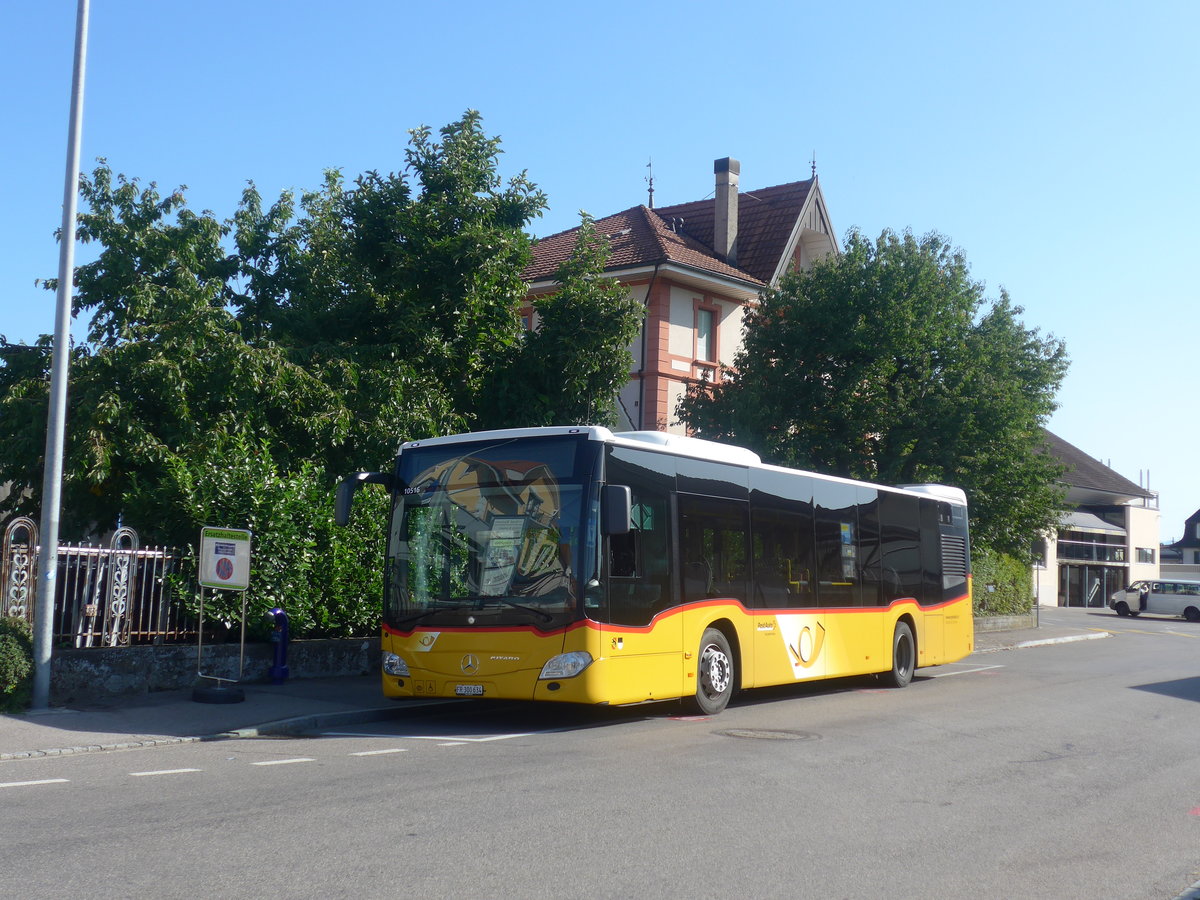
[601,490,682,704]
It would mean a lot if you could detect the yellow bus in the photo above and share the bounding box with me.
[336,426,973,714]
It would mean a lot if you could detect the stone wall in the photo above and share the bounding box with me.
[973,613,1038,633]
[50,638,381,706]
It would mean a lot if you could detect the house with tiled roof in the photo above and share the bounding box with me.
[1033,431,1160,607]
[524,158,837,432]
[1162,508,1200,578]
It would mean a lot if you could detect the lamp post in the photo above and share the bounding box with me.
[32,0,90,711]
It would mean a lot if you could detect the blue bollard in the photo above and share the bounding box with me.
[267,607,289,684]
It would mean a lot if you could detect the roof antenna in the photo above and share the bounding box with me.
[811,150,817,179]
[646,158,655,209]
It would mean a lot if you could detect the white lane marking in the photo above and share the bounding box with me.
[130,768,202,777]
[438,742,469,747]
[350,748,409,757]
[323,732,532,743]
[925,664,1005,678]
[251,757,316,767]
[1,778,69,789]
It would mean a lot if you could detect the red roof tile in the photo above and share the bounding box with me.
[525,177,815,287]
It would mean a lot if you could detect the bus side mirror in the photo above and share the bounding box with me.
[601,485,631,535]
[335,472,393,526]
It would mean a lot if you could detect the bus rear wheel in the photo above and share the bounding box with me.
[884,621,915,688]
[1186,607,1200,623]
[686,628,735,715]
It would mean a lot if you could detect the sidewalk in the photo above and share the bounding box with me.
[0,674,409,761]
[973,618,1112,654]
[2,617,1111,761]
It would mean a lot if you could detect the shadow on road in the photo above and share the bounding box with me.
[1131,676,1200,703]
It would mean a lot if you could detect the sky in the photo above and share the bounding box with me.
[2,0,1197,541]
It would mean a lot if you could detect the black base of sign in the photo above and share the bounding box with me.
[192,683,246,704]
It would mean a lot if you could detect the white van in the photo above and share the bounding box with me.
[1109,580,1200,621]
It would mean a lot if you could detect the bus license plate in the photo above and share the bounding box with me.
[455,684,484,696]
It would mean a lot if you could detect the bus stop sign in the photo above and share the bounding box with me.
[199,526,252,591]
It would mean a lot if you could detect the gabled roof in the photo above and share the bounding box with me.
[1167,509,1200,549]
[1043,430,1153,500]
[525,176,818,287]
[653,179,815,284]
[524,205,764,286]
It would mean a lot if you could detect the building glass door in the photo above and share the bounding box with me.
[1059,564,1127,608]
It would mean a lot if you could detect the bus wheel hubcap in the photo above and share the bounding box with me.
[702,646,731,695]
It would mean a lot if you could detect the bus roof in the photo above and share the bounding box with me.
[398,426,965,505]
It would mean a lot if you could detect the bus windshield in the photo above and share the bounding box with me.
[385,436,599,630]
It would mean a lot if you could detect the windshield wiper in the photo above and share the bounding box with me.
[482,596,555,623]
[394,602,471,627]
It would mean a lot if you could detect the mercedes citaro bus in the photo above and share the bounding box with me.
[336,426,973,714]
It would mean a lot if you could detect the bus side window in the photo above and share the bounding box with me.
[679,494,749,604]
[610,530,637,577]
[607,493,670,625]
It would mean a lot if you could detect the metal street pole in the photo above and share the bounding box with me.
[32,0,90,711]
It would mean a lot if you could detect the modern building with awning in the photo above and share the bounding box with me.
[1034,432,1159,608]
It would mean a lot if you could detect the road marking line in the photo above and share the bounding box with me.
[251,757,316,766]
[324,732,532,743]
[350,748,409,757]
[129,768,201,777]
[926,664,1004,678]
[0,778,69,788]
[438,742,469,747]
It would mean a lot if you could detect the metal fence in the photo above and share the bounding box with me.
[2,517,194,646]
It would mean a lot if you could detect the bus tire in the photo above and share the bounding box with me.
[1115,601,1130,617]
[686,628,735,715]
[885,621,915,688]
[1186,608,1200,623]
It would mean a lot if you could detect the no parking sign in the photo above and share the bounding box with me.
[199,527,252,591]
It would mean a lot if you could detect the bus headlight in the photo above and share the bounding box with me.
[539,651,592,680]
[382,652,410,677]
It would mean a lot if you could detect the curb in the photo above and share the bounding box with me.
[1,735,202,761]
[976,631,1111,654]
[208,703,427,740]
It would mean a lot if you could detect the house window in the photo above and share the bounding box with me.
[1137,547,1155,564]
[696,307,715,362]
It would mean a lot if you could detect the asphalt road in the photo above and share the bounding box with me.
[4,607,1200,899]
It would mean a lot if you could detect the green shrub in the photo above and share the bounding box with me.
[126,434,387,640]
[0,617,34,712]
[972,545,1034,616]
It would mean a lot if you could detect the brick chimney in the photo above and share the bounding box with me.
[714,157,740,265]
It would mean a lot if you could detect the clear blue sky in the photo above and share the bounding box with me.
[3,1,1197,541]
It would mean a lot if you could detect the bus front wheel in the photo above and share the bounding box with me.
[1115,601,1131,617]
[686,628,735,715]
[885,622,915,688]
[1186,608,1200,623]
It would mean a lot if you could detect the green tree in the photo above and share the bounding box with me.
[0,165,342,533]
[485,213,644,428]
[233,110,549,470]
[678,228,1069,557]
[0,112,647,637]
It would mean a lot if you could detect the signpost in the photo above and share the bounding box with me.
[193,527,252,704]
